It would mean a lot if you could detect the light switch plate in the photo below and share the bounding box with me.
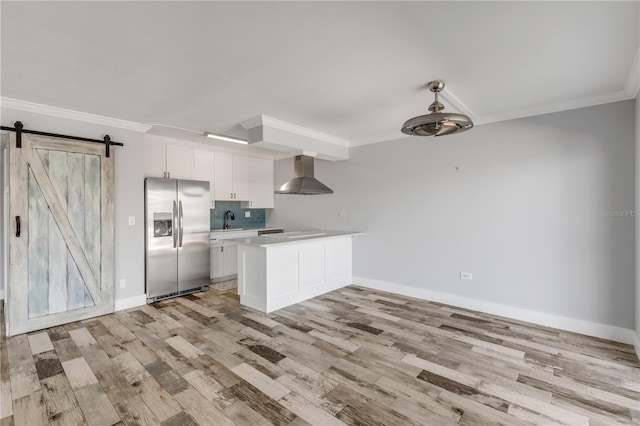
[128,216,135,226]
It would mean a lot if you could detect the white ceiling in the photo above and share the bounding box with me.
[1,1,638,147]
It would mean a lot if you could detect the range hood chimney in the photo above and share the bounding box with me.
[275,155,333,195]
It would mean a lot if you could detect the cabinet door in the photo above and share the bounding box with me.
[214,152,233,201]
[299,243,325,290]
[248,157,274,208]
[210,243,224,279]
[325,239,349,285]
[166,145,194,179]
[144,141,166,178]
[267,246,299,298]
[223,242,238,277]
[193,150,215,208]
[232,155,250,201]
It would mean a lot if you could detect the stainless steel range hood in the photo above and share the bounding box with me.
[275,155,334,195]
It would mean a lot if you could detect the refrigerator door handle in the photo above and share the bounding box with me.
[178,200,184,248]
[172,200,178,249]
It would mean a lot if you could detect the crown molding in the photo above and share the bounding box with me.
[625,46,640,98]
[240,114,351,148]
[473,89,634,127]
[0,97,151,132]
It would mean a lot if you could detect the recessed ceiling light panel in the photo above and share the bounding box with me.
[204,132,248,144]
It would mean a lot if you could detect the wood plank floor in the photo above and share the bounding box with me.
[1,285,639,425]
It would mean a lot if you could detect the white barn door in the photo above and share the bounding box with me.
[7,133,114,336]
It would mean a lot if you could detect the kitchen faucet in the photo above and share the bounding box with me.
[223,210,235,229]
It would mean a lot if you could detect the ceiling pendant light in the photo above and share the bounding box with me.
[401,80,473,137]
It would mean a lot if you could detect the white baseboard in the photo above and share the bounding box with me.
[353,276,636,345]
[114,294,147,312]
[634,332,640,361]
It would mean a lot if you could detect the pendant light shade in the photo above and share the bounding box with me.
[401,81,473,137]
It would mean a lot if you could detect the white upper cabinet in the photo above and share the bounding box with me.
[144,141,194,179]
[214,152,233,200]
[193,149,215,208]
[145,139,274,207]
[166,145,194,179]
[245,157,274,209]
[144,142,167,178]
[214,152,250,201]
[232,155,250,200]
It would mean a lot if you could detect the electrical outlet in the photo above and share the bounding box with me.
[119,279,126,288]
[245,211,251,218]
[128,216,135,226]
[339,211,347,218]
[460,272,473,280]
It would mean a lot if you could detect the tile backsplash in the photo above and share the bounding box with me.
[210,201,266,230]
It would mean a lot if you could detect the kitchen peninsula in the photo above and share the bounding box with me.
[233,231,363,312]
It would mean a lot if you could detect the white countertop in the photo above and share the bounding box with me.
[230,230,363,247]
[210,227,282,234]
[210,227,283,240]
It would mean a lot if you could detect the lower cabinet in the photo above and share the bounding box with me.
[223,241,238,278]
[237,237,353,313]
[210,241,238,282]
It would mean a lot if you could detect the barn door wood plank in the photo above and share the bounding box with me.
[84,154,100,307]
[99,143,115,313]
[27,168,49,318]
[48,150,69,314]
[67,152,86,310]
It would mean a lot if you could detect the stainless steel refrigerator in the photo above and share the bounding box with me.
[145,177,210,302]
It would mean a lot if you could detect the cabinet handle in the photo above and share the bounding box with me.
[168,172,171,178]
[221,246,224,253]
[15,216,21,238]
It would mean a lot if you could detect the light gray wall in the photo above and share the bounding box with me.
[0,109,145,302]
[0,135,6,300]
[268,100,636,329]
[636,93,640,346]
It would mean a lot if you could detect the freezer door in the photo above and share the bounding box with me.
[177,179,211,292]
[145,178,178,298]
